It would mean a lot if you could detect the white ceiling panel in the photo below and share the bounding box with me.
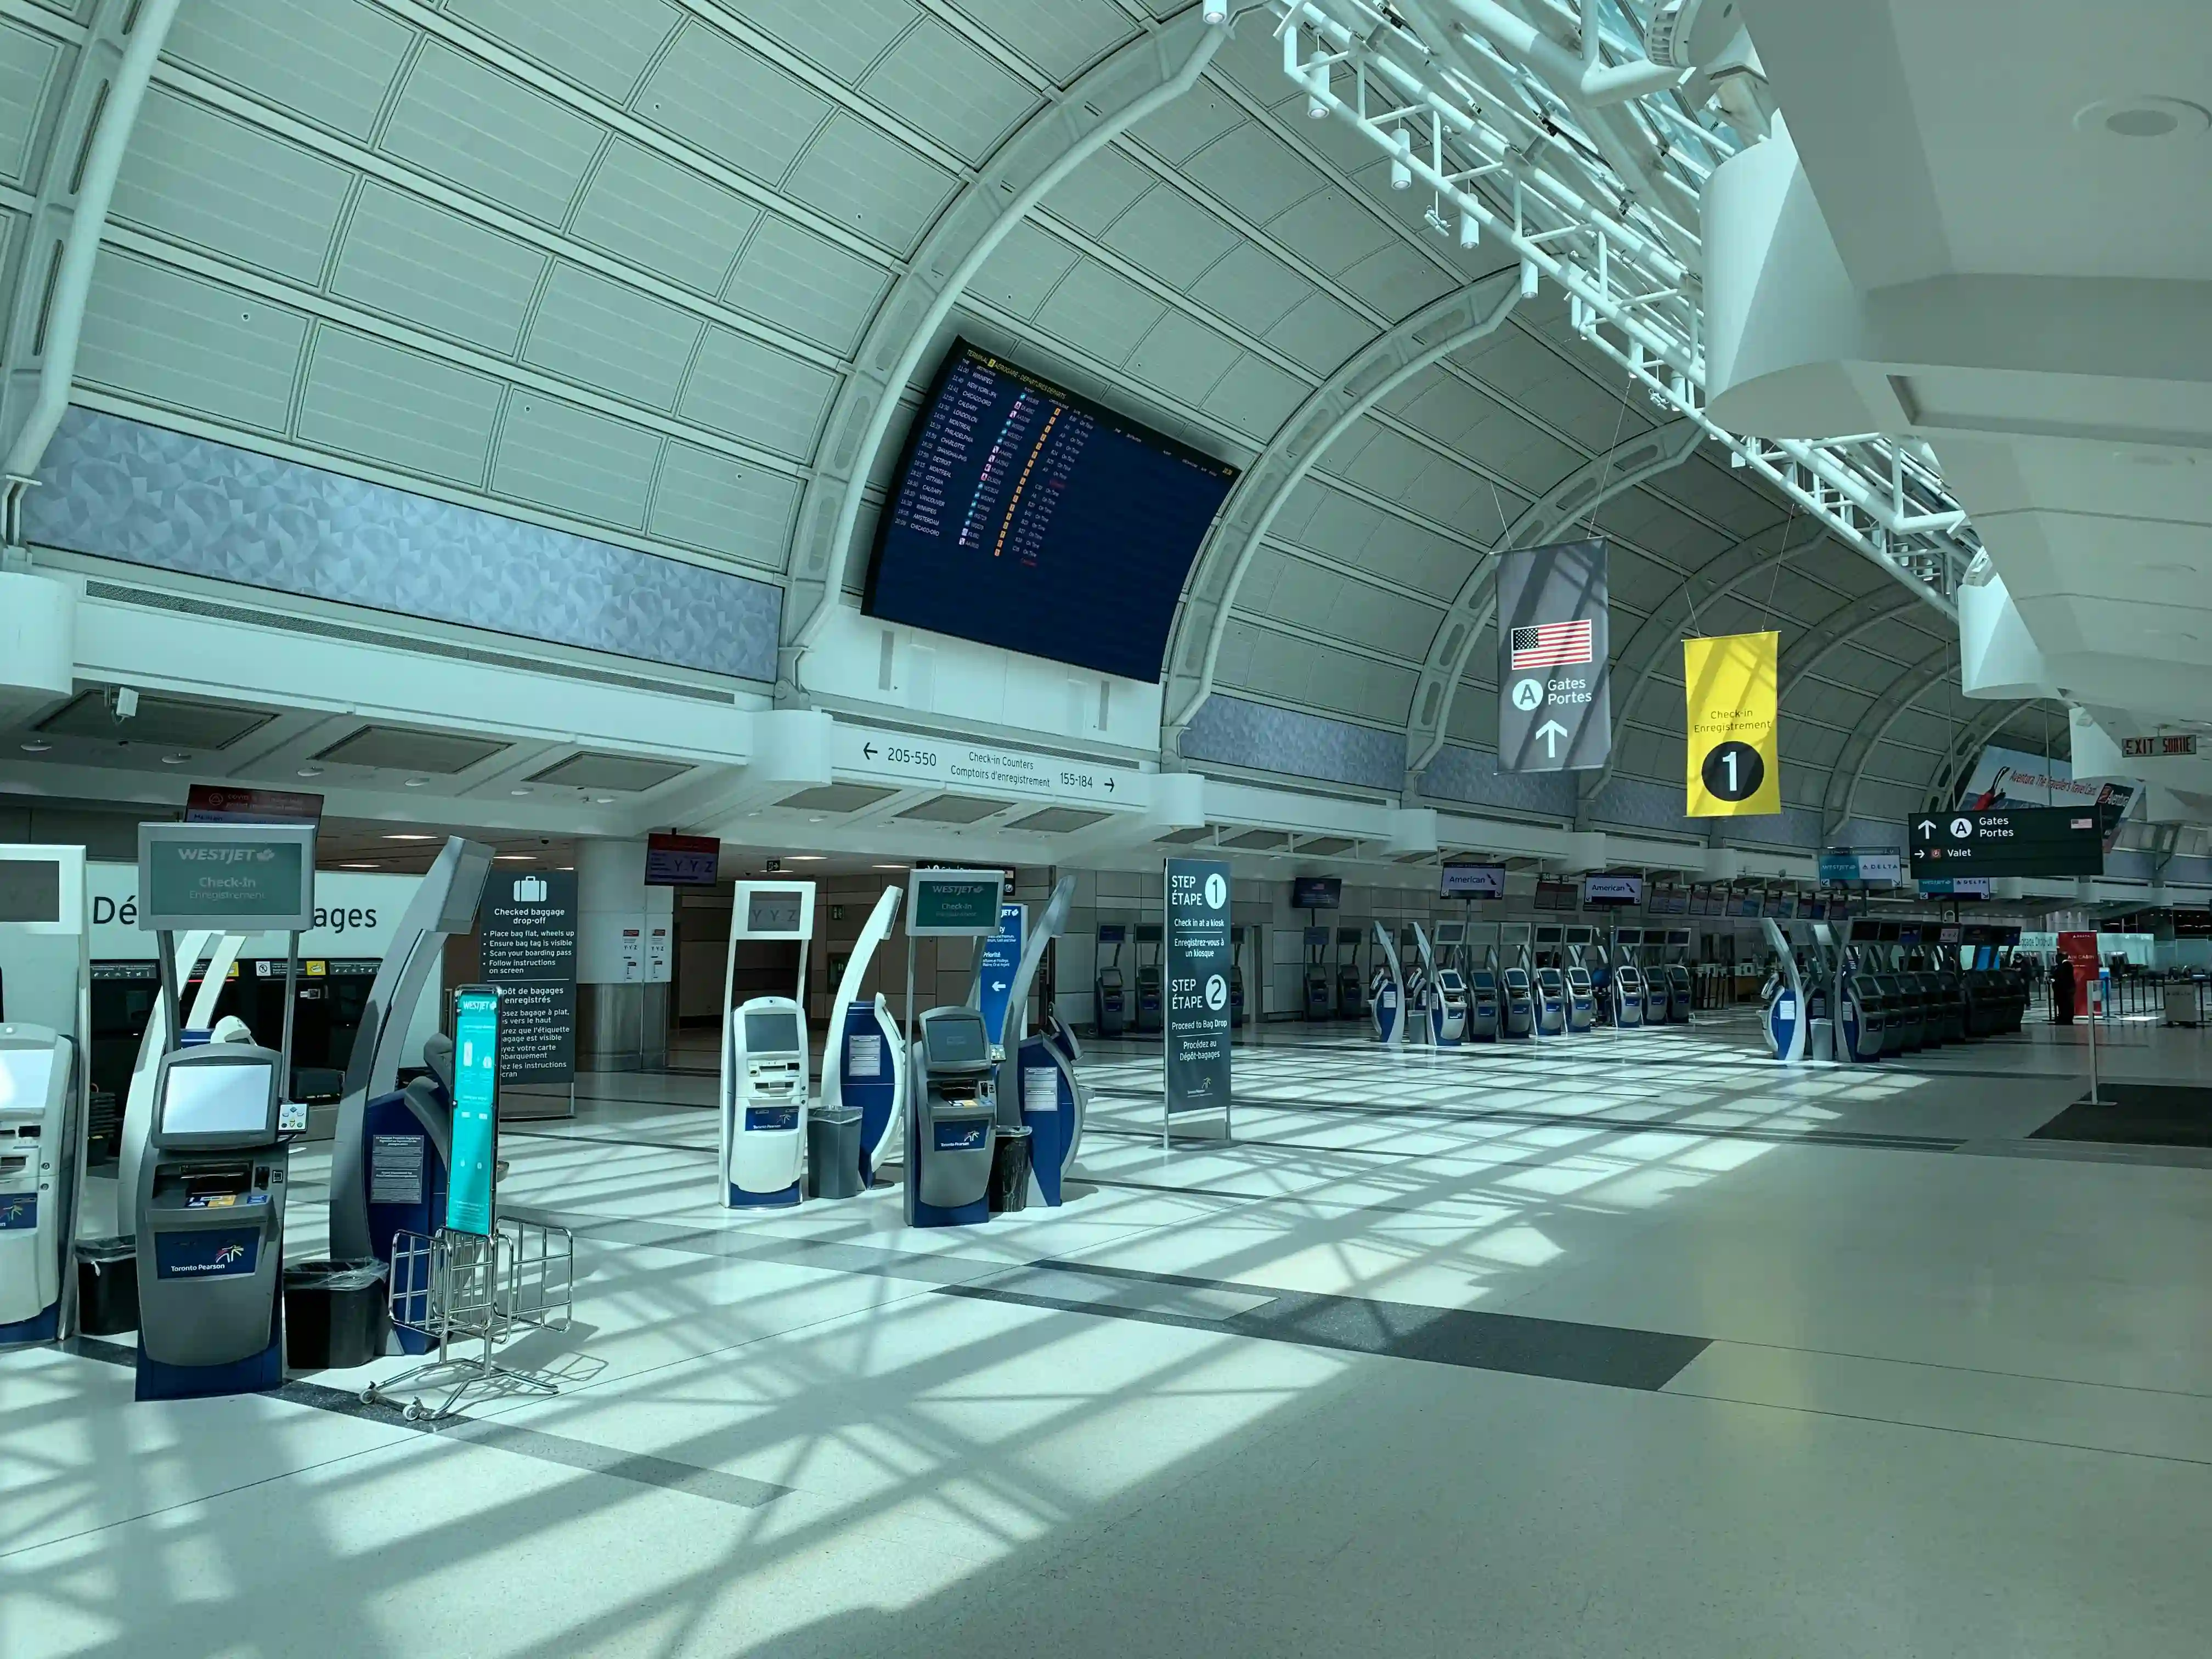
[1124,311,1244,408]
[1335,242,1458,323]
[165,0,413,144]
[112,91,351,284]
[1044,146,1154,236]
[635,23,832,184]
[1263,290,1373,376]
[492,392,661,528]
[330,183,548,357]
[1220,619,1415,725]
[784,114,960,254]
[523,263,704,412]
[1265,188,1398,279]
[969,221,1079,319]
[725,217,890,354]
[568,140,759,299]
[648,443,802,572]
[78,253,307,434]
[1129,80,1250,166]
[1181,122,1329,228]
[945,0,1136,84]
[1186,241,1314,339]
[1201,353,1309,442]
[738,0,919,83]
[1031,258,1166,368]
[380,46,603,227]
[0,20,57,186]
[1101,185,1242,291]
[860,18,1036,163]
[676,328,839,461]
[444,0,680,104]
[296,326,504,486]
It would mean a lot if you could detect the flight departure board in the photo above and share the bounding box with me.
[864,340,1239,682]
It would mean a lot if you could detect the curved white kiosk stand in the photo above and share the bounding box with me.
[719,882,815,1209]
[817,885,906,1188]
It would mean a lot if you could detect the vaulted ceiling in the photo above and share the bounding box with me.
[0,0,2059,841]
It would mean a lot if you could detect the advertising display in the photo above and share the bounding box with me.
[1440,864,1506,899]
[865,339,1239,682]
[445,986,500,1236]
[477,870,577,1085]
[1291,876,1342,910]
[1163,857,1232,1140]
[1496,539,1611,772]
[1683,631,1781,816]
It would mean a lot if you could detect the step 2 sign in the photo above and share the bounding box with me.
[1909,809,2103,878]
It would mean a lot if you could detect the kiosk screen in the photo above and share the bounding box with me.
[747,892,804,934]
[160,1059,276,1136]
[925,1014,989,1065]
[0,859,60,923]
[743,1008,801,1053]
[0,1043,55,1109]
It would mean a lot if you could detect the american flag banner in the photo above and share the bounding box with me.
[1510,619,1594,669]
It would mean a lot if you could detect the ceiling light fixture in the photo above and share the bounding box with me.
[340,861,380,870]
[591,795,616,804]
[297,766,323,778]
[404,778,427,788]
[510,788,531,797]
[2075,96,2210,140]
[20,740,52,753]
[494,854,535,862]
[383,833,437,841]
[786,854,825,861]
[160,753,190,765]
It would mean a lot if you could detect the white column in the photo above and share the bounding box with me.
[575,840,673,1069]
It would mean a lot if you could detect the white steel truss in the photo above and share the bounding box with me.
[1273,0,1976,614]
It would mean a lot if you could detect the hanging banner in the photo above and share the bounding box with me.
[1163,857,1232,1141]
[1684,630,1781,816]
[1496,539,1611,772]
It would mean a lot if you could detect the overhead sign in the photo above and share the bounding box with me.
[1819,850,1901,885]
[477,869,577,1086]
[644,832,720,887]
[1961,743,2134,825]
[1683,631,1780,816]
[1582,874,1643,907]
[446,986,500,1236]
[137,822,317,933]
[184,785,323,825]
[978,902,1024,1051]
[2121,734,2198,759]
[1910,809,2104,878]
[1163,857,1232,1137]
[1917,876,1993,898]
[906,868,1004,935]
[1440,863,1505,899]
[831,723,1137,809]
[1496,539,1610,773]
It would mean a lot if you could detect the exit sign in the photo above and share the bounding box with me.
[2121,734,2198,758]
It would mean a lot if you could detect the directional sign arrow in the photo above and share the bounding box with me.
[991,979,1008,992]
[1536,719,1568,759]
[1104,777,1115,791]
[862,742,877,759]
[1917,819,1937,838]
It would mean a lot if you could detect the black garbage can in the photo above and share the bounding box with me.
[988,1125,1034,1214]
[806,1109,864,1200]
[283,1259,389,1372]
[75,1238,138,1336]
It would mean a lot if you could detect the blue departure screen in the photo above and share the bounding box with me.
[865,340,1239,682]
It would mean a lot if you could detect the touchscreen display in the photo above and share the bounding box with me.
[743,1007,802,1053]
[161,1060,274,1136]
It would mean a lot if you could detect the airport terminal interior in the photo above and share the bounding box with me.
[2,2,2209,1655]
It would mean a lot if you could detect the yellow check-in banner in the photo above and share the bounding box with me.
[1684,630,1780,816]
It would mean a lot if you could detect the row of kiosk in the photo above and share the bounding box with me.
[1365,922,1697,1046]
[1760,918,2032,1063]
[1095,922,1260,1037]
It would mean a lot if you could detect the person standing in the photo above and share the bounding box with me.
[2051,952,2075,1025]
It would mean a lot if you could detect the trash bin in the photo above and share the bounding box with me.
[988,1125,1033,1215]
[807,1109,864,1200]
[75,1238,138,1336]
[283,1259,388,1372]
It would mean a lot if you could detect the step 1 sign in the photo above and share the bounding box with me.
[1496,539,1611,773]
[1163,857,1232,1143]
[1683,631,1780,816]
[1909,809,2104,878]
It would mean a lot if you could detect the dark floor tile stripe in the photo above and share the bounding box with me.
[941,1263,1708,1391]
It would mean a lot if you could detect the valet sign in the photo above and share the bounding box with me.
[1163,856,1232,1142]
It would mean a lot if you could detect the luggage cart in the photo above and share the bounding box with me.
[363,1215,573,1423]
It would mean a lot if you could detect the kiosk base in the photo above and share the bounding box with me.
[135,1314,284,1402]
[726,1180,800,1209]
[911,1195,990,1228]
[0,1304,59,1345]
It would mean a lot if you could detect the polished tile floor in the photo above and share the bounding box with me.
[9,1010,2212,1657]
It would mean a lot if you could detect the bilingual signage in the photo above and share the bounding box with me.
[1910,809,2104,878]
[1164,857,1232,1137]
[907,869,1004,934]
[1683,631,1780,816]
[978,903,1024,1050]
[1496,539,1611,773]
[2121,734,2198,759]
[137,822,317,933]
[477,870,577,1085]
[832,722,1137,809]
[183,785,323,825]
[446,986,500,1235]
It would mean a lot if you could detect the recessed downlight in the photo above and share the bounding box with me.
[297,766,323,778]
[161,753,190,765]
[20,740,52,753]
[2075,96,2210,140]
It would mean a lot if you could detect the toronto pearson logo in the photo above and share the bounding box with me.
[214,1242,246,1267]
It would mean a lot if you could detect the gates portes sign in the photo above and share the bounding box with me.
[1496,539,1610,772]
[1683,630,1780,816]
[1163,857,1232,1142]
[1909,809,2104,879]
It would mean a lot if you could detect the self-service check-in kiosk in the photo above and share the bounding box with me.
[1005,877,1083,1206]
[1559,927,1598,1032]
[1132,923,1164,1034]
[1369,921,1404,1046]
[1335,928,1365,1020]
[904,870,1008,1227]
[1302,928,1332,1019]
[0,845,89,1348]
[132,822,315,1398]
[1430,921,1469,1046]
[818,885,906,1188]
[720,882,816,1209]
[1094,924,1129,1038]
[1609,929,1646,1028]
